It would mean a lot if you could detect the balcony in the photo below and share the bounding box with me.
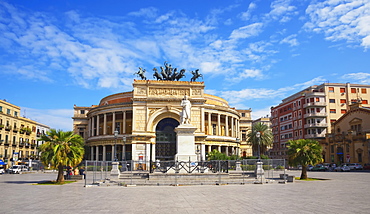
[13,128,19,133]
[19,142,25,147]
[5,126,12,131]
[304,123,328,128]
[304,112,327,118]
[294,125,302,130]
[304,92,325,97]
[304,133,326,138]
[303,102,327,108]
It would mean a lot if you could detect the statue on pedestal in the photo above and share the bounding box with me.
[180,95,191,124]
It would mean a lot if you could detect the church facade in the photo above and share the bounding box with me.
[72,80,252,164]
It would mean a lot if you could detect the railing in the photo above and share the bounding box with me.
[304,113,327,118]
[303,102,326,108]
[304,133,326,138]
[304,123,328,128]
[84,159,287,187]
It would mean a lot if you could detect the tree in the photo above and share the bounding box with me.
[287,139,323,179]
[38,129,85,183]
[247,122,273,157]
[207,149,229,160]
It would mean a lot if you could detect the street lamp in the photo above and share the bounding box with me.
[236,138,240,158]
[114,130,118,161]
[256,131,261,160]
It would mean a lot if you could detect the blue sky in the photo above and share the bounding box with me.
[1,0,370,131]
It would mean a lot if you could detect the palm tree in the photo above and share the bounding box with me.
[247,122,273,158]
[287,139,322,179]
[38,129,85,183]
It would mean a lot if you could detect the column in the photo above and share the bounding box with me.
[103,114,107,135]
[90,146,94,160]
[96,115,100,136]
[225,146,229,156]
[88,118,91,138]
[218,145,221,152]
[111,145,114,161]
[208,145,212,153]
[112,112,116,133]
[95,146,99,161]
[225,115,229,137]
[231,117,234,137]
[217,114,221,136]
[91,117,95,137]
[201,144,206,161]
[208,112,212,135]
[103,145,106,161]
[123,111,126,134]
[201,108,205,133]
[122,144,126,161]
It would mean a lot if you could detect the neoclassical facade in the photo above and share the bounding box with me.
[73,80,252,163]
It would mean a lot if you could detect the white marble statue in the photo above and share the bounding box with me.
[180,95,191,124]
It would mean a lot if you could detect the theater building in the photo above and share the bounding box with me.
[73,80,251,163]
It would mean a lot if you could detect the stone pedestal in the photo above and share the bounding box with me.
[254,161,266,184]
[174,124,197,162]
[110,162,121,177]
[235,161,242,171]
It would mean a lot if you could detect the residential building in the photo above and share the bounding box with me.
[237,109,253,157]
[270,83,370,160]
[0,99,49,168]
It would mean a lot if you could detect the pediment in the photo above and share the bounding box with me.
[349,117,362,125]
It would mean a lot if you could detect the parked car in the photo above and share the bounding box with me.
[334,164,350,172]
[348,163,363,170]
[307,165,313,171]
[9,165,27,174]
[0,166,4,174]
[363,164,370,170]
[311,164,327,171]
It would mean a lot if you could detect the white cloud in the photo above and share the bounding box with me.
[240,2,257,21]
[229,23,264,40]
[266,0,297,23]
[22,107,73,131]
[341,72,370,84]
[304,0,370,49]
[280,34,299,47]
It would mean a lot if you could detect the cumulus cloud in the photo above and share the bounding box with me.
[229,23,264,40]
[280,34,299,47]
[304,0,370,49]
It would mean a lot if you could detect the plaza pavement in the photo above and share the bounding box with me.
[1,170,370,214]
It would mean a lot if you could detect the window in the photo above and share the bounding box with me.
[351,88,357,93]
[330,119,336,124]
[341,109,347,114]
[340,99,346,103]
[0,106,2,112]
[362,100,368,104]
[241,113,245,117]
[316,98,319,102]
[14,111,18,117]
[361,88,367,94]
[330,109,336,113]
[329,87,334,92]
[80,110,85,114]
[340,88,345,93]
[7,109,10,115]
[329,99,335,103]
[330,145,334,153]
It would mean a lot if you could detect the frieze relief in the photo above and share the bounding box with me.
[135,87,147,95]
[192,89,202,96]
[149,88,190,97]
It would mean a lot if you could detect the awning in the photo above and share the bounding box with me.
[0,160,6,165]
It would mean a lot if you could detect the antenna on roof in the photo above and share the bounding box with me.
[23,109,27,118]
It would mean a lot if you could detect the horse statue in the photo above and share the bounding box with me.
[153,68,163,80]
[160,66,168,80]
[134,67,147,80]
[175,69,186,81]
[190,69,203,82]
[170,68,178,81]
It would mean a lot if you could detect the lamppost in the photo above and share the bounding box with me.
[256,131,261,161]
[114,130,118,161]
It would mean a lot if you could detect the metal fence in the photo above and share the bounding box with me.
[83,159,287,187]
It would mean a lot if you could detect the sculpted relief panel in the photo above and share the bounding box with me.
[149,88,190,97]
[191,109,201,130]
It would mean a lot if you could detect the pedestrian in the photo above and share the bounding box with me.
[79,167,85,179]
[66,166,72,179]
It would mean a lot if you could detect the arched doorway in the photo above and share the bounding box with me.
[155,118,179,160]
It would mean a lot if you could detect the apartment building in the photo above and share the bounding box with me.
[237,109,253,157]
[0,99,50,168]
[270,83,370,160]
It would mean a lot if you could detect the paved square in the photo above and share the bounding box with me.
[1,170,369,213]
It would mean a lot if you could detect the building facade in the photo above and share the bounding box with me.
[237,109,253,157]
[73,80,250,165]
[326,103,370,165]
[0,100,49,168]
[270,83,370,160]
